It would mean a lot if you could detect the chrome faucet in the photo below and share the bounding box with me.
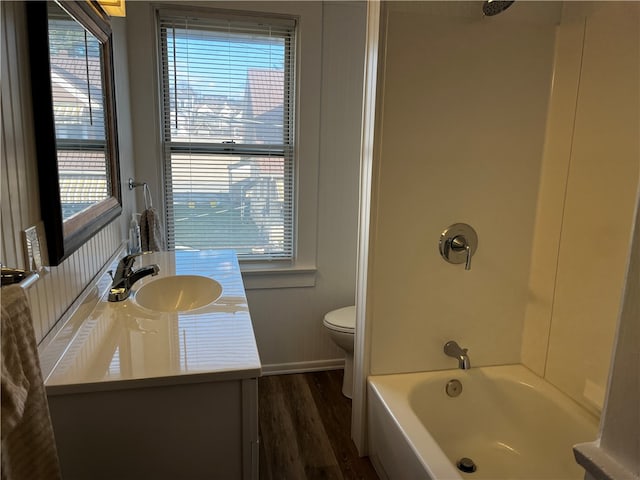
[108,252,159,302]
[444,340,471,370]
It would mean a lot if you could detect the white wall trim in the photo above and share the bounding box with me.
[260,359,344,376]
[241,267,317,290]
[574,442,637,480]
[352,0,381,456]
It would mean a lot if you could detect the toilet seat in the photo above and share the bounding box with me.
[323,305,355,334]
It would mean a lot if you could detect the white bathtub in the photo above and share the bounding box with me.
[367,364,598,480]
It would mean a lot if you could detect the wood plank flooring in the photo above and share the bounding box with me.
[258,370,379,480]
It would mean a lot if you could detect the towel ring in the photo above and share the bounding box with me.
[143,184,153,209]
[128,178,153,209]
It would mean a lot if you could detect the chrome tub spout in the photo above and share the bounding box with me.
[444,340,470,370]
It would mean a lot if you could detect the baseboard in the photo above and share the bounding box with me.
[369,455,390,480]
[261,358,345,376]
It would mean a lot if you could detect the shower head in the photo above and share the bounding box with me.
[482,0,515,16]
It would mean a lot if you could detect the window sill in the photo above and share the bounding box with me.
[240,264,317,290]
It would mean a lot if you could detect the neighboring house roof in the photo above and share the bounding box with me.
[50,54,103,109]
[246,69,283,118]
[245,69,284,145]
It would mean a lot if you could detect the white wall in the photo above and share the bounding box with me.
[522,2,639,414]
[574,193,639,480]
[367,1,559,375]
[250,2,368,371]
[125,1,367,371]
[1,0,365,370]
[596,195,639,477]
[0,2,135,344]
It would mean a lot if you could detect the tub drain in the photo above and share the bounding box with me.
[456,457,477,473]
[445,379,463,397]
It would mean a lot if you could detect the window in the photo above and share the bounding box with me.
[158,9,296,262]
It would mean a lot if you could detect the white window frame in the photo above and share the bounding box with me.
[132,2,322,288]
[157,8,296,263]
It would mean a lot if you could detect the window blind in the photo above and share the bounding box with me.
[48,10,109,220]
[158,10,296,261]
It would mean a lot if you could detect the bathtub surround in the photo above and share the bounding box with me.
[367,1,558,375]
[521,1,639,414]
[359,0,639,471]
[366,0,638,397]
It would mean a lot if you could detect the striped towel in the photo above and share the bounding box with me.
[1,285,62,480]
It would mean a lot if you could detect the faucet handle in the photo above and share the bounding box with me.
[124,250,153,261]
[451,235,473,271]
[121,251,154,268]
[464,244,472,270]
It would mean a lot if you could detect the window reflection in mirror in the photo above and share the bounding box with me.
[48,2,110,221]
[27,0,121,266]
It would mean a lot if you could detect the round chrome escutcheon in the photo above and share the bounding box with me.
[445,379,463,397]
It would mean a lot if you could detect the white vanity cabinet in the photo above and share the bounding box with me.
[48,378,258,479]
[42,250,261,480]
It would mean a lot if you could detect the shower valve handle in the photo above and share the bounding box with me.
[465,244,472,270]
[439,223,478,271]
[451,236,472,270]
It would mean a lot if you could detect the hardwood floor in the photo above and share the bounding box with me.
[258,370,379,480]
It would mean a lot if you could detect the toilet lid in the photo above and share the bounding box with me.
[323,305,355,332]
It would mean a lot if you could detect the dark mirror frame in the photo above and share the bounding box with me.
[26,1,121,266]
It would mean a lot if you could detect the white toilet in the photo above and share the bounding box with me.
[323,305,356,398]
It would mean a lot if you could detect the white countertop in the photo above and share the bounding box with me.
[43,250,261,394]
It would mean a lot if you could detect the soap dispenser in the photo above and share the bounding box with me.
[129,213,141,254]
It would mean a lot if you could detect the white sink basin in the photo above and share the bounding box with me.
[134,275,222,312]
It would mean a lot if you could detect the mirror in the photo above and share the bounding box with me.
[26,1,121,266]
